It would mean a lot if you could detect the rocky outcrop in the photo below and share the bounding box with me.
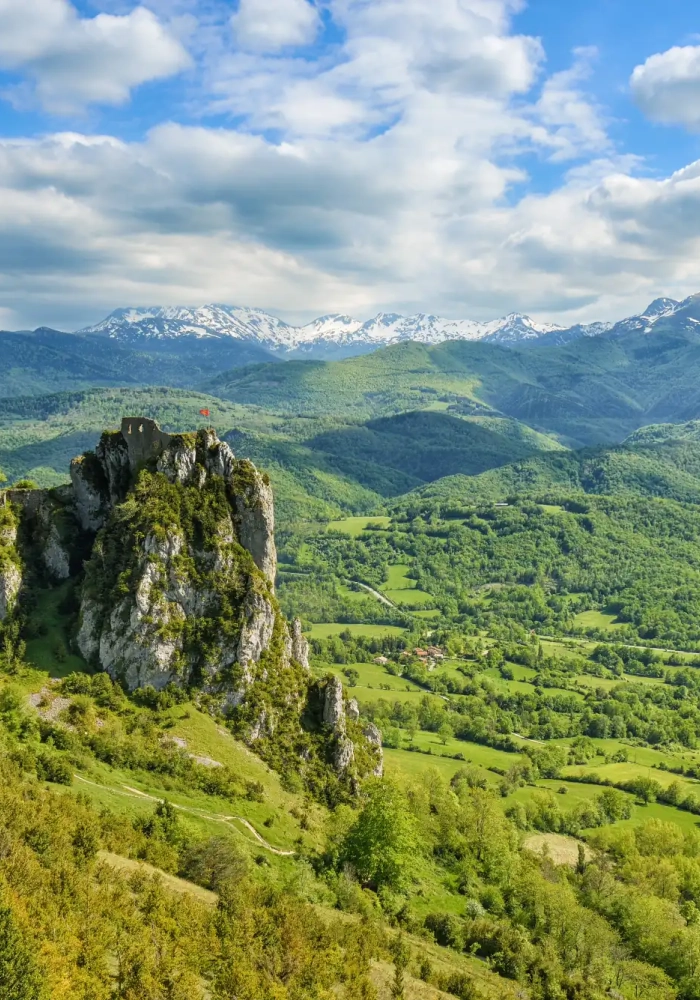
[231,461,277,586]
[362,722,384,777]
[236,589,276,681]
[0,562,21,622]
[69,416,281,693]
[42,524,71,580]
[291,618,310,670]
[321,675,383,778]
[70,455,108,532]
[323,675,346,729]
[0,506,21,621]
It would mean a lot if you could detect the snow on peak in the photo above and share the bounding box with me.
[81,304,567,350]
[81,298,693,355]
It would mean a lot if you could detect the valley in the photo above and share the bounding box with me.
[5,306,700,998]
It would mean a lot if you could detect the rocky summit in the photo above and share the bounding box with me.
[0,417,382,789]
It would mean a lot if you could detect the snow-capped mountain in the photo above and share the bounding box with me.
[81,304,571,356]
[83,305,293,344]
[78,295,696,360]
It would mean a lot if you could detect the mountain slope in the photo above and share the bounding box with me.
[204,324,700,446]
[80,303,589,357]
[80,293,700,360]
[0,327,275,397]
[393,425,700,507]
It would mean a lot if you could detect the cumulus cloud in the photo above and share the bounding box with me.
[0,122,698,331]
[0,0,697,329]
[231,0,320,52]
[631,44,700,128]
[0,0,190,112]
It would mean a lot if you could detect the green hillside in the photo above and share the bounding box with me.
[401,435,700,507]
[0,388,565,524]
[205,326,700,446]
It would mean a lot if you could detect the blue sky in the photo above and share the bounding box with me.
[1,0,700,330]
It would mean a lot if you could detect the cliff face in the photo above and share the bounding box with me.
[74,420,281,695]
[322,675,384,778]
[1,416,381,795]
[0,503,21,621]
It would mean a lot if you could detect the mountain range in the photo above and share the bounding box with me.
[76,293,700,358]
[78,298,687,359]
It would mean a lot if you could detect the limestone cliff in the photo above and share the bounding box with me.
[75,420,281,695]
[0,502,21,621]
[321,675,384,779]
[1,416,381,797]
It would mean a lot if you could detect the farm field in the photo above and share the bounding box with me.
[381,563,436,608]
[303,622,408,639]
[315,660,425,693]
[573,609,625,630]
[327,515,391,535]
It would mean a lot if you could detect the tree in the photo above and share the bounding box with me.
[390,934,410,1000]
[438,721,454,745]
[0,903,45,1000]
[338,780,419,892]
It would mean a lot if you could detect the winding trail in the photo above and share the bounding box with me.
[74,775,296,856]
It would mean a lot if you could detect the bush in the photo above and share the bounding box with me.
[424,912,464,949]
[35,752,72,785]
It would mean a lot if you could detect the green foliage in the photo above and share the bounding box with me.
[0,902,45,1000]
[336,780,420,892]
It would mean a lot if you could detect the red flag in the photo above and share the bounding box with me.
[199,408,210,417]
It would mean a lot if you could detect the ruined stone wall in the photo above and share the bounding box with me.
[120,417,175,470]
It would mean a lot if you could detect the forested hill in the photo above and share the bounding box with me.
[205,322,700,446]
[394,421,700,507]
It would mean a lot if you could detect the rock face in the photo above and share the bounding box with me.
[323,675,346,729]
[70,419,276,582]
[0,505,21,621]
[231,461,277,586]
[321,675,383,778]
[291,618,310,670]
[362,722,384,777]
[70,418,285,704]
[2,415,384,798]
[0,562,21,621]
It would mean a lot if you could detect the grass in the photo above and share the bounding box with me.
[385,731,519,780]
[315,660,425,693]
[303,623,407,639]
[327,516,391,536]
[99,851,218,906]
[384,589,435,608]
[573,609,625,631]
[381,563,436,609]
[384,564,416,589]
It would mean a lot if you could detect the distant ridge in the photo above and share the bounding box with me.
[76,294,700,359]
[78,303,600,358]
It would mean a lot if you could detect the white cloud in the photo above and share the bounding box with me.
[531,48,610,161]
[631,44,700,128]
[0,0,190,112]
[1,122,699,331]
[231,0,319,52]
[1,0,698,330]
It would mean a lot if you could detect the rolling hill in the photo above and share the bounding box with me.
[204,319,700,447]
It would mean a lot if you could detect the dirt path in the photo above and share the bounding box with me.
[74,775,296,856]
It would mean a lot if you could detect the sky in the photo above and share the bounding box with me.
[1,0,700,330]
